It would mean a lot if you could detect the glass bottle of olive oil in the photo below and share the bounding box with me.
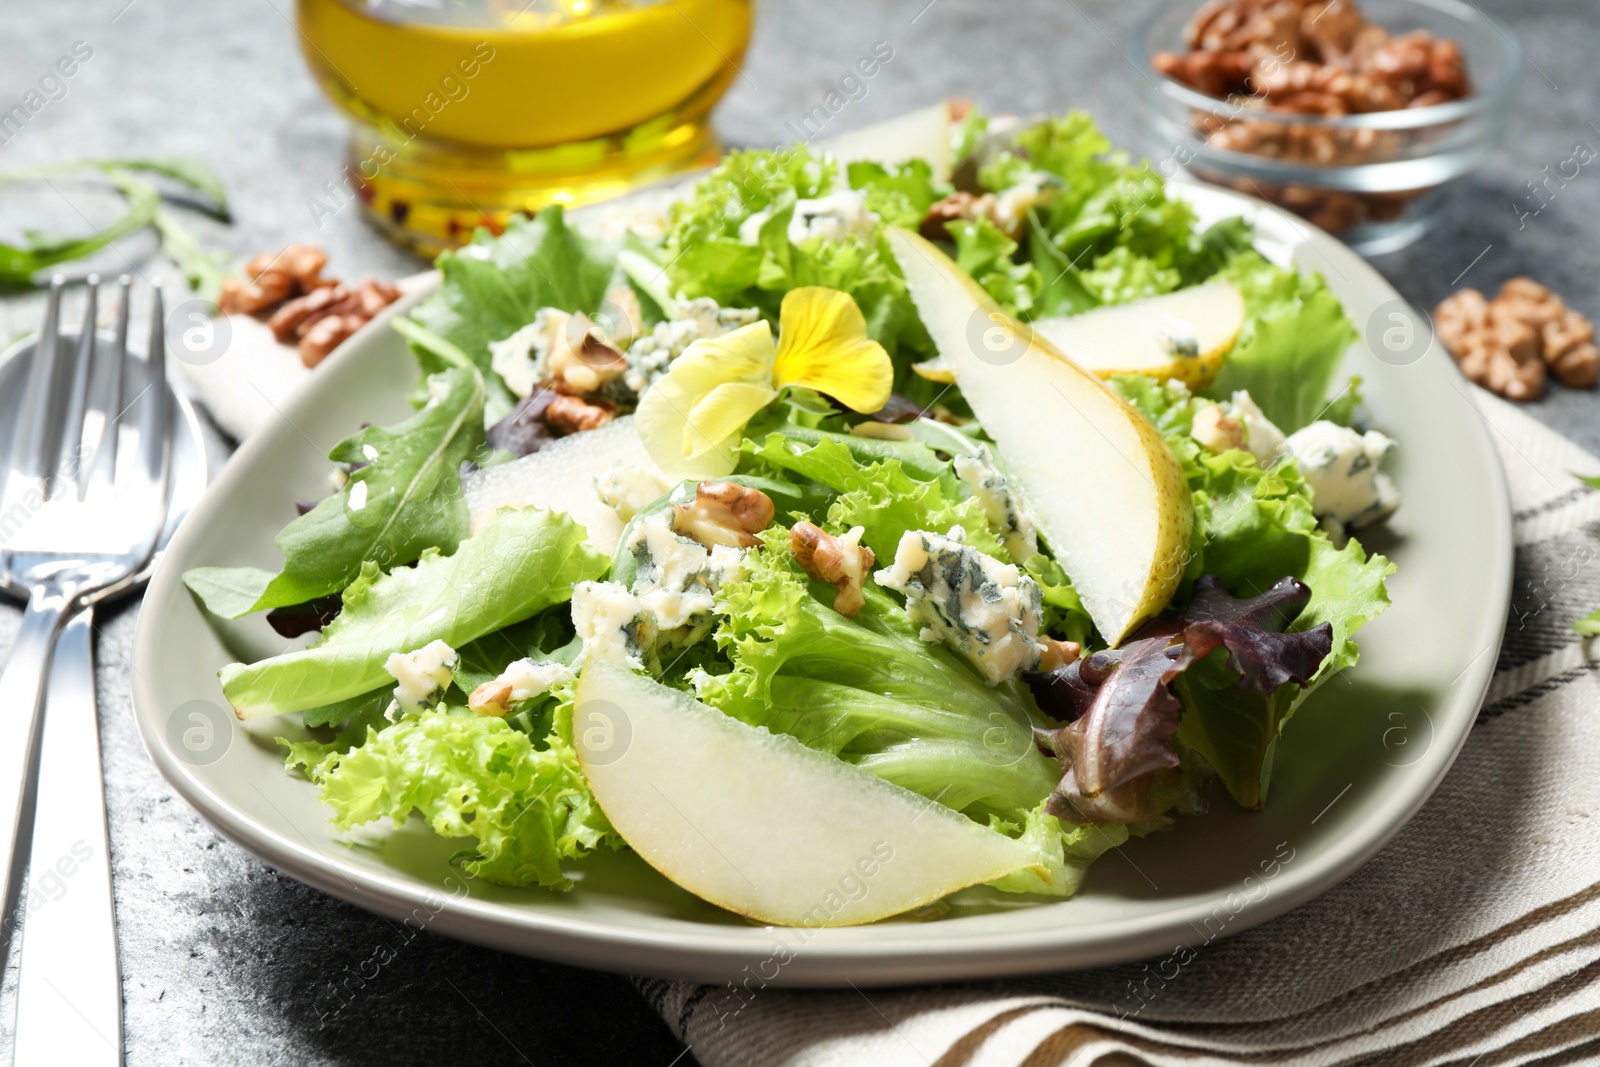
[295,0,753,254]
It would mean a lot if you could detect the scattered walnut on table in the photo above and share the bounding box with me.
[220,244,403,368]
[1434,278,1599,400]
[672,482,775,550]
[790,521,876,617]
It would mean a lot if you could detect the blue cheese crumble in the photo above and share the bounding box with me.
[737,190,879,246]
[1280,420,1400,528]
[488,308,566,399]
[469,657,575,717]
[990,170,1060,239]
[382,639,458,719]
[873,526,1046,686]
[572,511,747,672]
[952,448,1038,561]
[615,298,762,399]
[572,580,652,671]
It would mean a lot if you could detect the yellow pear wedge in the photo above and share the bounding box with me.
[816,102,954,180]
[573,661,1042,926]
[1029,281,1246,388]
[887,228,1193,645]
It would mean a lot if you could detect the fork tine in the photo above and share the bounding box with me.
[138,282,169,487]
[57,276,100,500]
[84,276,131,498]
[9,276,66,495]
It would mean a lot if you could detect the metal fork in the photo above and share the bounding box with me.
[0,277,172,977]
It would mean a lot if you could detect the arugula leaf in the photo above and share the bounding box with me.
[153,209,230,305]
[0,160,228,287]
[220,506,607,718]
[405,206,616,418]
[183,366,486,619]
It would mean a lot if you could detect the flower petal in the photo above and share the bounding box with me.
[772,287,893,413]
[678,320,778,386]
[684,382,778,459]
[635,320,778,480]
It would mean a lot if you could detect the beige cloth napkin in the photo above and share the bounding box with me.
[638,387,1600,1067]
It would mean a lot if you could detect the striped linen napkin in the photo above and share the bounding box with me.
[638,386,1600,1067]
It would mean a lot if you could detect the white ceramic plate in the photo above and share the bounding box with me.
[131,183,1511,986]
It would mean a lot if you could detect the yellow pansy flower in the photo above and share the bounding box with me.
[636,287,893,479]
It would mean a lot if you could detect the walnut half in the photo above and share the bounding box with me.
[790,522,875,617]
[1435,278,1599,399]
[671,482,775,549]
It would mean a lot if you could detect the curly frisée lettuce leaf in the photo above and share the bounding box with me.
[183,366,486,620]
[742,432,1005,563]
[657,147,936,396]
[220,507,607,719]
[699,529,1096,892]
[284,699,616,888]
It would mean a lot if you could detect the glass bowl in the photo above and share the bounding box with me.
[1131,0,1521,255]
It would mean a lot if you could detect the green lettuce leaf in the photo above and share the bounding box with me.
[741,432,1005,562]
[1202,251,1359,433]
[1109,375,1393,806]
[285,701,615,888]
[704,529,1061,821]
[1081,246,1181,305]
[846,159,946,229]
[658,147,937,398]
[220,507,607,718]
[405,206,617,419]
[183,366,486,619]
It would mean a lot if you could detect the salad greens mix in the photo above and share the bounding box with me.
[186,108,1397,912]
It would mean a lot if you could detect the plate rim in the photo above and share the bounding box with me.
[130,181,1513,986]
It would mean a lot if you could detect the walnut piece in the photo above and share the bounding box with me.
[545,394,617,434]
[919,191,1002,241]
[1038,637,1082,672]
[671,482,775,549]
[1434,278,1598,399]
[790,521,876,617]
[468,680,515,718]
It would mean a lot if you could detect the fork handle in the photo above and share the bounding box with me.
[14,610,122,1065]
[0,586,69,949]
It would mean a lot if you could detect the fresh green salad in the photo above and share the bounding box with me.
[187,108,1396,924]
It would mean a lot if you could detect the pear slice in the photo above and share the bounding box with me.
[887,228,1193,645]
[817,102,954,181]
[573,661,1042,926]
[461,415,664,555]
[1029,281,1246,388]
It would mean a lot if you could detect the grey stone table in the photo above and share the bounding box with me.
[0,0,1595,1063]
